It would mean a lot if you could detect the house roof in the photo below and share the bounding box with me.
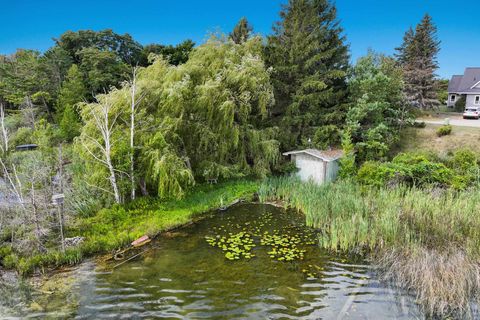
[283,149,344,162]
[448,68,480,94]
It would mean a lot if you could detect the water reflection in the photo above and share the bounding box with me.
[2,204,422,319]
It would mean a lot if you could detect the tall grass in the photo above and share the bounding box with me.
[259,176,480,317]
[259,176,480,255]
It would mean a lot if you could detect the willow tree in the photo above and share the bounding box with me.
[77,36,279,202]
[159,36,279,180]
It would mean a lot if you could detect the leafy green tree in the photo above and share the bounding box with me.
[140,40,195,66]
[39,46,73,94]
[56,64,86,141]
[345,51,410,162]
[265,0,349,149]
[76,35,279,201]
[436,79,449,106]
[396,14,441,109]
[160,36,278,180]
[230,17,253,44]
[55,29,143,65]
[78,47,129,94]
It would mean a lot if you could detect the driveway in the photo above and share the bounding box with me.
[419,115,480,128]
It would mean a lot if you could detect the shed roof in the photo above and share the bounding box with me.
[283,149,344,162]
[448,68,480,94]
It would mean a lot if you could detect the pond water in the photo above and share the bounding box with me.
[1,204,423,319]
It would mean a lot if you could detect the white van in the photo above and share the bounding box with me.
[463,107,480,119]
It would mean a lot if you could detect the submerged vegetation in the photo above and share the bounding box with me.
[205,209,317,262]
[259,176,480,316]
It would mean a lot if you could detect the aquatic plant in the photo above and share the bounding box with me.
[378,247,480,318]
[205,208,317,263]
[261,232,306,261]
[205,232,256,260]
[259,175,480,317]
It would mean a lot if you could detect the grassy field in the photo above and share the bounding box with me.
[0,179,260,275]
[393,123,480,156]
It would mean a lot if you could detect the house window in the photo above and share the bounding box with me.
[450,95,456,102]
[475,96,480,105]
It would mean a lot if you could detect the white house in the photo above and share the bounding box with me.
[447,68,480,108]
[283,149,343,185]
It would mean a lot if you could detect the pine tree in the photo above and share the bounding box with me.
[56,64,86,116]
[396,14,440,110]
[229,18,253,44]
[265,0,349,149]
[56,64,86,141]
[59,104,80,142]
[394,27,414,65]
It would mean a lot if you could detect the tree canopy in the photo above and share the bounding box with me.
[265,0,350,149]
[76,36,279,201]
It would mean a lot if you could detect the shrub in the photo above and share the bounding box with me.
[356,161,406,187]
[454,95,466,112]
[437,125,452,137]
[413,121,426,128]
[357,152,457,188]
[451,149,478,173]
[2,254,18,269]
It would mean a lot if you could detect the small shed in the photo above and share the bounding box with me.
[283,149,344,185]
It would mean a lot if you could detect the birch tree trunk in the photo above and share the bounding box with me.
[0,103,8,153]
[82,96,122,203]
[130,68,137,201]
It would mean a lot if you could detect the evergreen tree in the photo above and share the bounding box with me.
[265,0,349,149]
[56,64,86,116]
[230,18,253,44]
[396,14,440,110]
[59,104,81,142]
[57,64,86,141]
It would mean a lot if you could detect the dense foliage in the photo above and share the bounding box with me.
[344,51,412,163]
[357,150,479,189]
[265,0,349,149]
[77,36,278,203]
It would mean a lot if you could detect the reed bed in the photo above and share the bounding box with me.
[259,176,480,255]
[258,176,480,317]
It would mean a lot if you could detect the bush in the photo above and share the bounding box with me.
[357,161,405,187]
[357,152,457,188]
[437,125,452,137]
[454,95,466,112]
[413,121,426,128]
